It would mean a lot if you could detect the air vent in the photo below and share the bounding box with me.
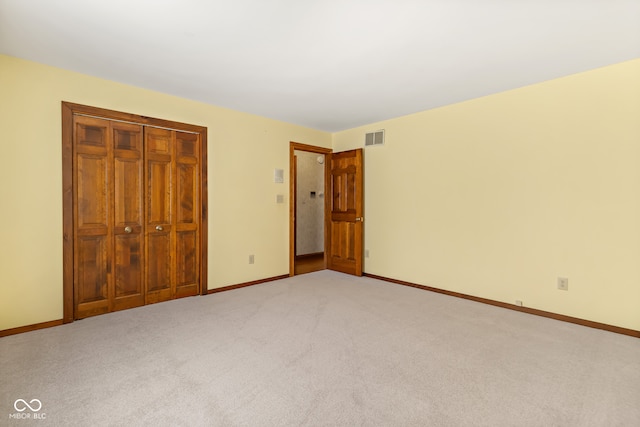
[365,130,384,147]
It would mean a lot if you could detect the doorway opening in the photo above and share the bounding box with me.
[289,142,332,276]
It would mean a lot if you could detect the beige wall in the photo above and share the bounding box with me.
[0,55,331,330]
[2,54,639,333]
[333,59,640,331]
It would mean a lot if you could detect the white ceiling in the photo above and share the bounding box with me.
[1,0,639,132]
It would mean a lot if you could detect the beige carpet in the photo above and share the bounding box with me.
[1,270,639,426]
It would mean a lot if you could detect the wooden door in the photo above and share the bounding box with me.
[112,121,145,311]
[73,116,144,319]
[145,127,174,303]
[145,128,201,303]
[327,149,364,276]
[63,102,208,323]
[174,131,200,298]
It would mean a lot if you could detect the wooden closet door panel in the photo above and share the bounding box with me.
[76,155,109,228]
[77,235,108,304]
[112,123,145,311]
[114,235,142,295]
[175,231,197,297]
[175,132,199,297]
[74,116,111,318]
[148,160,172,224]
[147,233,172,290]
[145,127,174,303]
[328,149,363,276]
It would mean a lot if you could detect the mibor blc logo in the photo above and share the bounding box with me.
[9,399,46,420]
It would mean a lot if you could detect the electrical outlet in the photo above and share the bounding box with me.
[515,300,523,307]
[249,255,254,264]
[557,277,568,291]
[365,249,369,258]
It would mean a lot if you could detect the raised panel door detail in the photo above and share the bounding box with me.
[330,222,341,260]
[77,236,108,304]
[177,133,197,157]
[177,164,196,224]
[330,222,356,262]
[77,155,108,228]
[147,233,171,292]
[148,160,172,224]
[176,231,197,286]
[332,173,343,212]
[114,158,143,225]
[146,131,171,154]
[114,234,142,297]
[114,127,142,152]
[77,124,107,148]
[331,165,357,214]
[346,167,356,211]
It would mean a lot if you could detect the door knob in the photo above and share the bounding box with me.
[355,217,364,222]
[156,225,163,231]
[124,226,132,233]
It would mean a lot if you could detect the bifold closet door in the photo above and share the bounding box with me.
[67,103,205,321]
[145,128,200,303]
[73,115,144,319]
[174,131,200,298]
